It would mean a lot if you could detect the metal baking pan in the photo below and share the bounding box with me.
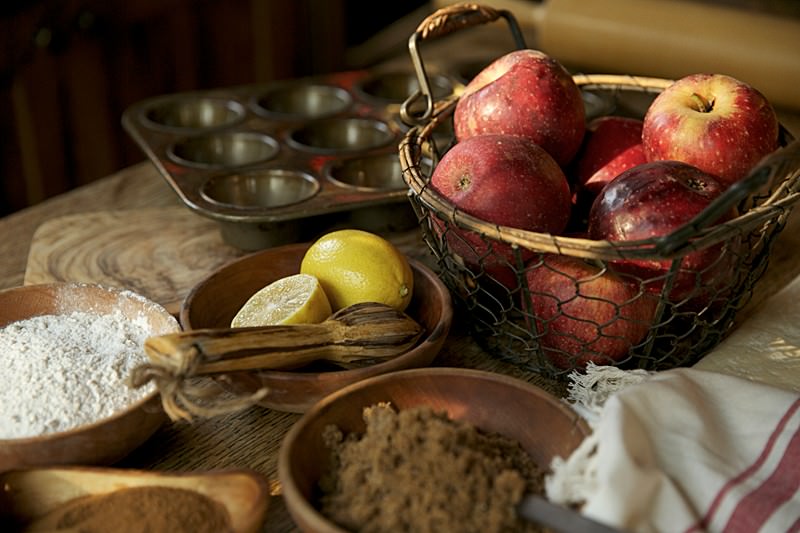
[123,69,460,250]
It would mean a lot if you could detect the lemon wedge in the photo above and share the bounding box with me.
[231,273,332,327]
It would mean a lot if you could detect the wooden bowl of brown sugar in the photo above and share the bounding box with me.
[278,367,591,533]
[180,242,453,413]
[0,282,179,472]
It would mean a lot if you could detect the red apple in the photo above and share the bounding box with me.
[575,116,647,197]
[431,134,572,236]
[567,116,647,233]
[430,134,572,289]
[522,254,658,370]
[642,73,779,188]
[453,49,586,167]
[430,217,528,292]
[588,160,738,305]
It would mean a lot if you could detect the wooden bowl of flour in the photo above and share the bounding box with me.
[0,283,179,472]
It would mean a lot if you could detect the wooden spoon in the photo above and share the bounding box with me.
[144,301,424,374]
[0,466,270,533]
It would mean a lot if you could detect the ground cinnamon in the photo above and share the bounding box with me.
[23,485,232,533]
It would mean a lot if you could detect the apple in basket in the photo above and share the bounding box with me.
[430,134,572,290]
[574,115,647,198]
[429,217,526,293]
[453,49,586,167]
[642,73,779,188]
[522,254,659,370]
[588,160,739,306]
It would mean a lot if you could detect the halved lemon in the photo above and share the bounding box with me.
[230,273,332,327]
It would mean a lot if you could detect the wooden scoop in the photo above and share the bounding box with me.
[0,466,269,533]
[144,301,424,374]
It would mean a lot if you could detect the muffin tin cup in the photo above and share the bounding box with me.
[200,169,320,209]
[325,152,409,191]
[168,132,281,169]
[140,94,247,132]
[253,83,353,119]
[354,70,455,107]
[123,69,462,250]
[286,117,396,155]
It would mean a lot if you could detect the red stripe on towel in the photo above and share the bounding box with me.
[722,424,800,532]
[685,398,800,533]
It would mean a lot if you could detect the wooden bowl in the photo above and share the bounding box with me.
[0,466,270,533]
[278,367,590,533]
[180,242,453,413]
[0,283,179,472]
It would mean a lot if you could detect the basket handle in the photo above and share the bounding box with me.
[654,137,800,256]
[400,3,527,126]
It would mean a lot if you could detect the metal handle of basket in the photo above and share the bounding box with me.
[400,2,527,126]
[654,138,800,257]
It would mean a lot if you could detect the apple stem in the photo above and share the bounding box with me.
[690,92,714,113]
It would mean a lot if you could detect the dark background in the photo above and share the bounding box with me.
[0,0,429,216]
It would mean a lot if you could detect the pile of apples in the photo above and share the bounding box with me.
[429,49,780,370]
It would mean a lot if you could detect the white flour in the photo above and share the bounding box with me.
[0,309,156,439]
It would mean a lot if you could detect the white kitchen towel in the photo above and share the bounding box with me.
[694,271,800,394]
[546,365,800,533]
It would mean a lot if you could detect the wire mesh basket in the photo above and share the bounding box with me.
[399,3,800,378]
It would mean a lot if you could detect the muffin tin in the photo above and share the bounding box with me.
[123,70,459,250]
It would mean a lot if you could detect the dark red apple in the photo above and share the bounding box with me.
[642,73,779,188]
[575,116,647,197]
[588,160,738,305]
[453,49,585,167]
[430,134,572,290]
[522,254,658,370]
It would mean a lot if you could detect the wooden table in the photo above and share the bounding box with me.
[3,137,800,532]
[3,25,800,530]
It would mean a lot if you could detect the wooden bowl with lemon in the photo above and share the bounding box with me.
[180,231,453,413]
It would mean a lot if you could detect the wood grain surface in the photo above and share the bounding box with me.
[0,162,178,292]
[23,207,246,316]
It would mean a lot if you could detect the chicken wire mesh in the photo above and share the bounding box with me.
[400,90,799,377]
[397,3,800,378]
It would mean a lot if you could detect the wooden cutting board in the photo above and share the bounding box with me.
[24,207,246,316]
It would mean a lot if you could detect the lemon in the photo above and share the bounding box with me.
[300,229,414,312]
[230,273,332,327]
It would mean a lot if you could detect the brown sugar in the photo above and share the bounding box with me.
[318,402,545,532]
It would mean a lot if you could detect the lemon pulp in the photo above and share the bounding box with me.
[230,273,332,327]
